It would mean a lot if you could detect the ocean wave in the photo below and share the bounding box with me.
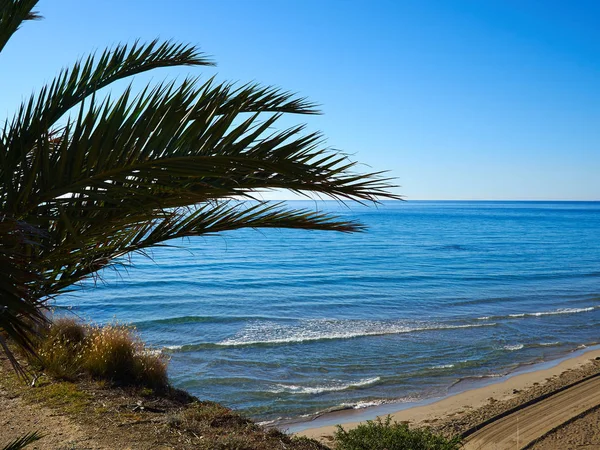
[347,400,388,409]
[430,364,455,369]
[135,315,284,327]
[216,319,497,347]
[477,307,597,321]
[256,419,280,427]
[503,344,524,351]
[269,377,381,395]
[259,399,392,427]
[509,307,595,318]
[163,345,183,351]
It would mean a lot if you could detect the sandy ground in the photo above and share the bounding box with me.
[0,385,109,449]
[297,348,600,447]
[531,407,600,449]
[463,375,600,449]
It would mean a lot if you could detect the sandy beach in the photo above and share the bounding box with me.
[295,346,600,445]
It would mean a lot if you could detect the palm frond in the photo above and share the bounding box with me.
[5,77,395,217]
[0,0,401,367]
[37,201,366,296]
[0,0,40,54]
[1,39,214,184]
[2,431,42,450]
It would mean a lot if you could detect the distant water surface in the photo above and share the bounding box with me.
[58,201,600,423]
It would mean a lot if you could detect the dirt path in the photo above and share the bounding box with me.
[463,375,600,450]
[0,385,108,450]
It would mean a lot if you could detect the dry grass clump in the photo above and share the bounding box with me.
[175,401,256,431]
[84,324,138,380]
[34,318,168,390]
[35,317,86,380]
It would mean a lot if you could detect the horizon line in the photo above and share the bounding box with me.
[263,198,600,202]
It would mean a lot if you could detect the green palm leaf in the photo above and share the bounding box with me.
[1,431,42,450]
[0,0,39,53]
[0,0,401,368]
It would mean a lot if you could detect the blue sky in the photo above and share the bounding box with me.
[2,0,599,200]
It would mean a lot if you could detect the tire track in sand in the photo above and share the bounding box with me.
[463,374,600,449]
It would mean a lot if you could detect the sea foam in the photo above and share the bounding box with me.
[216,319,496,347]
[269,377,381,395]
[477,306,596,321]
[503,344,524,351]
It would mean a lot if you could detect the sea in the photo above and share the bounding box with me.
[56,200,600,425]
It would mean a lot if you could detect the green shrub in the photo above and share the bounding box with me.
[334,416,461,450]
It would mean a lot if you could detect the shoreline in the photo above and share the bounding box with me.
[290,344,600,441]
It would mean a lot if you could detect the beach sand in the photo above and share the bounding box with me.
[295,347,600,446]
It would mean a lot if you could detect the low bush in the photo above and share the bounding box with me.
[33,318,168,390]
[35,317,86,380]
[134,351,169,390]
[334,416,462,450]
[83,324,138,381]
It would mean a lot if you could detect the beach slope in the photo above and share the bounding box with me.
[297,349,600,448]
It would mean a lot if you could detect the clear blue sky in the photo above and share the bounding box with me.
[2,0,599,200]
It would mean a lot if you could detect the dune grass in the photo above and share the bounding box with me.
[33,318,168,390]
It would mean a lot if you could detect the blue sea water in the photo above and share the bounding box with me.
[57,201,600,423]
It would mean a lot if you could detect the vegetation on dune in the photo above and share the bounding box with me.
[0,0,399,368]
[0,354,329,449]
[166,401,329,450]
[334,416,462,450]
[32,318,168,390]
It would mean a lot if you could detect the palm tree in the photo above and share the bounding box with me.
[0,0,399,372]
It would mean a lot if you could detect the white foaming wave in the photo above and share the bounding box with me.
[477,307,596,321]
[528,306,596,317]
[217,319,496,347]
[539,341,560,346]
[269,377,381,395]
[163,344,182,351]
[256,418,280,427]
[504,344,524,351]
[430,364,455,369]
[348,400,387,409]
[511,307,595,317]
